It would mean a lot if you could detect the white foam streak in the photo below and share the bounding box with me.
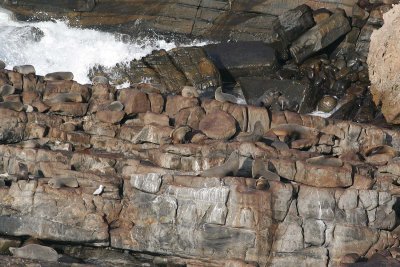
[0,8,207,83]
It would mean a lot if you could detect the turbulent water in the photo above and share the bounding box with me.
[0,8,206,84]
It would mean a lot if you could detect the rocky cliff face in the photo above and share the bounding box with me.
[0,49,399,265]
[1,0,357,41]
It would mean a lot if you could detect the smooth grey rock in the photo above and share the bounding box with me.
[304,219,326,246]
[290,13,351,63]
[130,173,162,193]
[298,186,336,221]
[13,65,35,75]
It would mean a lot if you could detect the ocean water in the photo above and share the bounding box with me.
[0,8,206,84]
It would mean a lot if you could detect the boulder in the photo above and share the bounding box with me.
[199,110,237,140]
[368,4,400,124]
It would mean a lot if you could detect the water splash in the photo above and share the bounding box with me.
[0,8,207,84]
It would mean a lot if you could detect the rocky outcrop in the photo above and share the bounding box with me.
[0,60,400,266]
[1,0,357,41]
[368,4,400,124]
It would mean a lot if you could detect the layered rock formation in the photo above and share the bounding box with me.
[0,55,399,266]
[1,0,358,41]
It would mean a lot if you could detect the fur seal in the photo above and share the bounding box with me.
[45,92,83,104]
[236,121,264,142]
[306,156,343,167]
[0,101,24,112]
[200,151,240,178]
[181,86,199,98]
[13,65,35,75]
[16,162,29,181]
[0,84,15,97]
[171,126,191,144]
[44,72,74,81]
[252,159,280,181]
[92,76,109,85]
[255,177,270,190]
[107,101,124,111]
[48,177,79,189]
[9,244,59,262]
[215,87,241,104]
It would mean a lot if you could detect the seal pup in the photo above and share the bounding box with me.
[252,159,280,181]
[200,151,240,178]
[215,87,242,104]
[181,86,199,98]
[48,177,79,189]
[10,244,59,262]
[236,121,264,142]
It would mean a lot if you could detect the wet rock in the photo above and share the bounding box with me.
[238,77,316,113]
[168,47,221,91]
[290,13,351,63]
[204,42,279,82]
[92,75,109,85]
[199,110,236,140]
[275,4,315,44]
[143,49,187,93]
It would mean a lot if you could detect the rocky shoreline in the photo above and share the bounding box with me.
[0,0,400,267]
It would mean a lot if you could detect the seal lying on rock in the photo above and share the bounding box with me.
[48,177,79,189]
[0,84,15,97]
[236,121,264,142]
[10,244,59,262]
[92,76,109,85]
[13,65,35,75]
[171,126,191,144]
[0,101,24,112]
[215,87,242,104]
[181,86,199,98]
[200,151,239,178]
[252,159,280,181]
[44,72,74,81]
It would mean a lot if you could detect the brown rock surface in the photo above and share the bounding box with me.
[199,110,237,140]
[368,4,400,123]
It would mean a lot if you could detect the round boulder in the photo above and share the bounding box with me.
[199,110,236,140]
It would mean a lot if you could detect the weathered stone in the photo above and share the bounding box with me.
[298,186,335,221]
[96,110,125,124]
[290,13,351,63]
[304,219,326,246]
[168,47,221,91]
[165,95,198,117]
[368,5,400,124]
[199,110,236,140]
[50,102,88,117]
[118,89,150,115]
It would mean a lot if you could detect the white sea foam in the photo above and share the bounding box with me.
[0,8,207,83]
